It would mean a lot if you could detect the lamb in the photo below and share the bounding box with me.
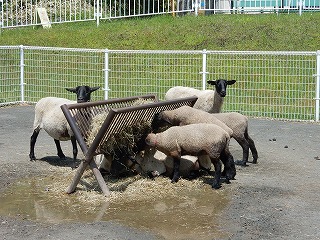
[165,79,236,113]
[152,105,258,166]
[145,123,236,189]
[29,86,100,161]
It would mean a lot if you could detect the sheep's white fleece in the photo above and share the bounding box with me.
[33,97,75,141]
[135,148,210,177]
[165,86,223,113]
[146,123,230,160]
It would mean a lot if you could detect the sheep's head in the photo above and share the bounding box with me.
[145,133,157,147]
[66,86,100,103]
[207,79,236,97]
[151,112,173,133]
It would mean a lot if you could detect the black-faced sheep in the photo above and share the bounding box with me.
[165,79,236,113]
[152,105,258,166]
[145,123,236,189]
[29,86,100,161]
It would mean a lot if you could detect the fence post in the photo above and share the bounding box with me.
[201,49,208,90]
[315,50,320,121]
[104,49,110,100]
[194,0,199,16]
[298,0,303,15]
[96,0,100,26]
[20,45,25,102]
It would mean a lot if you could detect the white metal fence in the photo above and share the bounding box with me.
[1,45,319,121]
[1,0,320,29]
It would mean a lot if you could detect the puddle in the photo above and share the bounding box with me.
[0,175,231,240]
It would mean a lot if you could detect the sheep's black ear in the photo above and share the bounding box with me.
[90,86,100,93]
[227,80,236,85]
[207,80,216,86]
[66,87,77,93]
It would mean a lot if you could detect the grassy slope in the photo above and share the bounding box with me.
[0,12,320,51]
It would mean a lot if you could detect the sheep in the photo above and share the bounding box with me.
[211,112,258,166]
[165,79,236,113]
[133,147,208,179]
[29,86,100,161]
[145,123,236,189]
[152,105,258,166]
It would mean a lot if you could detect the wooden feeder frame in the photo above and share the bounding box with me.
[61,95,198,196]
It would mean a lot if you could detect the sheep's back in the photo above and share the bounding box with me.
[165,86,202,100]
[168,106,233,137]
[212,112,248,137]
[157,124,229,157]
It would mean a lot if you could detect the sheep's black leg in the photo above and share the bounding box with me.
[220,149,236,182]
[234,136,249,166]
[171,157,180,183]
[247,134,258,163]
[212,159,222,189]
[29,129,40,161]
[54,139,66,159]
[71,136,78,160]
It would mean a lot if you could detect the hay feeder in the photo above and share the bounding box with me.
[61,95,198,196]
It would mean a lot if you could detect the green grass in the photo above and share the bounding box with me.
[1,13,320,51]
[1,13,320,120]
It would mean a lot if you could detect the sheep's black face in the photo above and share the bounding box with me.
[151,112,172,133]
[207,79,236,98]
[66,86,100,103]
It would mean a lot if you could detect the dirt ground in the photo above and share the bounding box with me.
[0,104,320,240]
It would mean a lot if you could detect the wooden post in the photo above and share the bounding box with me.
[90,159,111,197]
[66,157,110,197]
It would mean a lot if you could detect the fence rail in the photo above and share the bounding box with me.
[1,45,319,121]
[1,0,320,29]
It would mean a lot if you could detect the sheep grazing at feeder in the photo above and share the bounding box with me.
[145,123,236,189]
[152,105,258,166]
[133,147,208,179]
[29,86,100,161]
[165,79,236,113]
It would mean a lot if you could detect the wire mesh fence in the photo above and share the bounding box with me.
[0,45,319,121]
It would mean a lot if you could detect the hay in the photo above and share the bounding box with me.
[86,112,108,146]
[99,120,152,158]
[86,98,154,158]
[42,166,210,207]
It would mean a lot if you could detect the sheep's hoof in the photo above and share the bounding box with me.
[224,178,231,184]
[235,160,248,166]
[29,154,36,161]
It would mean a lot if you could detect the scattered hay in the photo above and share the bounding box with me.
[43,166,210,207]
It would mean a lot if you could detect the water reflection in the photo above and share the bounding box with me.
[0,177,230,239]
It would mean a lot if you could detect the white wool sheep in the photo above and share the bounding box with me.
[153,106,258,166]
[145,123,236,189]
[165,79,236,113]
[133,147,208,179]
[29,86,100,161]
